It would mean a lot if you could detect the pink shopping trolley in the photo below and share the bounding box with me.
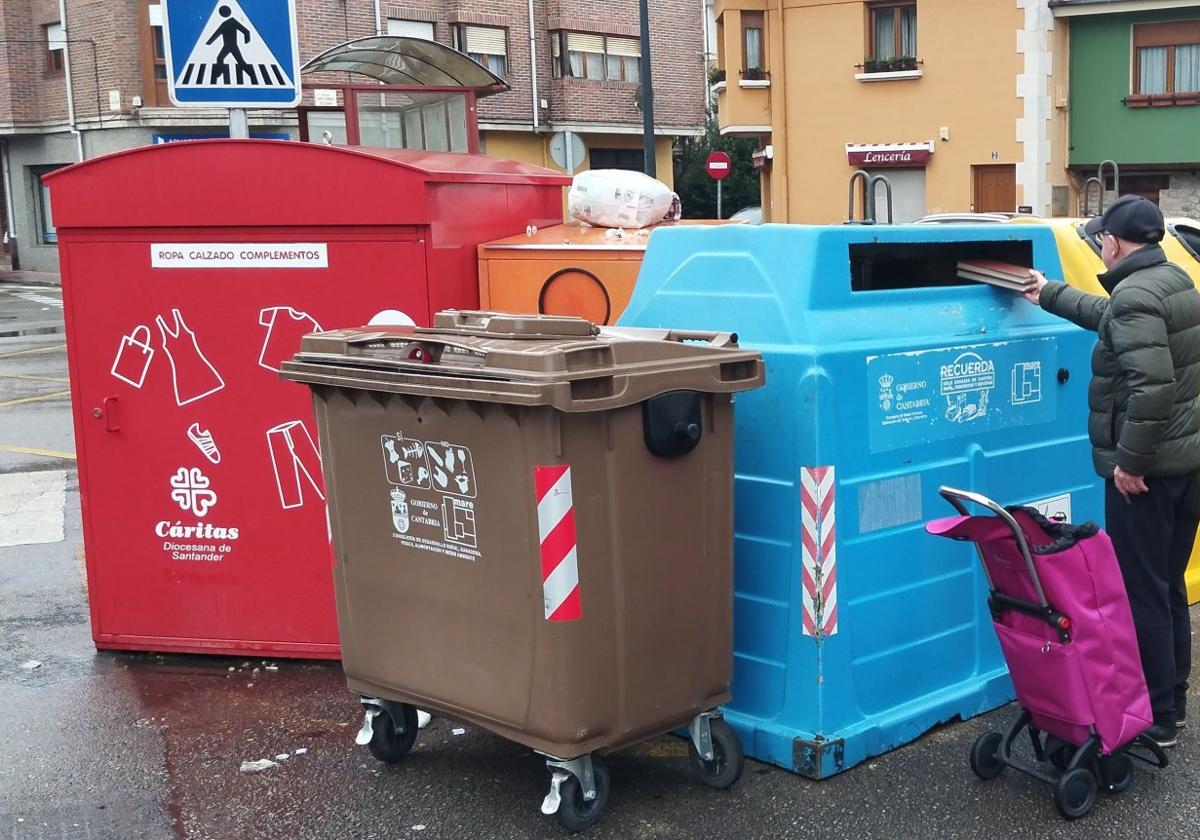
[926,487,1168,820]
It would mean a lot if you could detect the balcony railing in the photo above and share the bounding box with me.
[741,67,768,81]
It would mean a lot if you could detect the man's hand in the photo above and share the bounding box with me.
[1023,269,1048,305]
[1114,466,1149,497]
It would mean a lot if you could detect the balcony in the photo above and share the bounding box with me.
[712,0,772,136]
[715,68,772,135]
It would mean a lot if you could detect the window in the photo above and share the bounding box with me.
[867,2,917,70]
[742,12,764,73]
[552,32,641,83]
[44,22,65,74]
[141,2,170,106]
[152,21,167,80]
[32,166,65,245]
[589,148,643,170]
[1134,21,1200,95]
[387,19,435,41]
[452,24,507,78]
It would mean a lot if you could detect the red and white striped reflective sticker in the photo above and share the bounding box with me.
[800,466,838,638]
[534,465,582,622]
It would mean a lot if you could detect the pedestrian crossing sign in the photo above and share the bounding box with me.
[162,0,301,108]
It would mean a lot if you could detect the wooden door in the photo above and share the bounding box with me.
[973,165,1016,213]
[139,1,170,107]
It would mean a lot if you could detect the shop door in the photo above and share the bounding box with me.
[874,168,927,224]
[973,165,1017,213]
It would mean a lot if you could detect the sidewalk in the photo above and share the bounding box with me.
[0,268,60,286]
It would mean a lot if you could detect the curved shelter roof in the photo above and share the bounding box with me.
[301,36,509,93]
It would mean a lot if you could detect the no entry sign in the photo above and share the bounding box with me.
[706,151,732,181]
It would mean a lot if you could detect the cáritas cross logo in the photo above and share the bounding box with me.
[169,466,218,517]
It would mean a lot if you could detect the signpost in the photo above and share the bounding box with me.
[549,131,587,176]
[706,150,732,219]
[162,0,302,138]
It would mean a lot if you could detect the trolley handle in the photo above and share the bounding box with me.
[937,486,1049,609]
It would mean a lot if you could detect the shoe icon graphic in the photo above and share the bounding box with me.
[188,422,222,464]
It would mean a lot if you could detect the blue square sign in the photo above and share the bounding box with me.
[162,0,301,108]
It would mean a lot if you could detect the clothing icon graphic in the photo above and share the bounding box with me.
[111,325,155,389]
[259,306,323,373]
[267,420,325,510]
[188,422,222,464]
[156,309,225,407]
[170,467,218,517]
[381,434,431,489]
[175,0,294,90]
[426,441,476,498]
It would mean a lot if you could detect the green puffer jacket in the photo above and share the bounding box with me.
[1041,244,1200,479]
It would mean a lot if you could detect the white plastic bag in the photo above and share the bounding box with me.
[568,169,675,229]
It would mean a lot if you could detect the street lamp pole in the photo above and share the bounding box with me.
[639,0,656,177]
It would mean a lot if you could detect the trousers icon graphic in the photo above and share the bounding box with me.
[267,421,326,510]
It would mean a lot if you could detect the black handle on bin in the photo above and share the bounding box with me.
[663,329,738,348]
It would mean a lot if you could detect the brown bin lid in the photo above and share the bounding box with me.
[280,310,764,413]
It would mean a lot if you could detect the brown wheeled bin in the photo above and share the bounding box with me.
[281,311,764,832]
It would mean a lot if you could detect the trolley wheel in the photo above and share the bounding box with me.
[688,718,745,790]
[1053,768,1098,820]
[1099,754,1134,794]
[1042,734,1073,770]
[367,703,419,764]
[556,756,610,833]
[969,732,1005,780]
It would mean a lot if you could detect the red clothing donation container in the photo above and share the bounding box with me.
[47,139,568,659]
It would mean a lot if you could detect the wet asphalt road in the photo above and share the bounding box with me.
[1,283,1199,840]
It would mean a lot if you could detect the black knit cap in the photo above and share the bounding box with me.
[1083,194,1165,244]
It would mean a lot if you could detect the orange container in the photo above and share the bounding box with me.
[478,221,737,326]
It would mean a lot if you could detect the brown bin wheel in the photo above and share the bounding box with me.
[367,703,419,764]
[688,718,745,790]
[555,756,610,833]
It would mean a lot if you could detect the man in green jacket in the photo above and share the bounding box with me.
[1025,195,1200,749]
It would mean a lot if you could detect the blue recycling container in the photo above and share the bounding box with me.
[619,223,1101,778]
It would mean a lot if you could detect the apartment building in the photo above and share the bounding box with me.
[1053,0,1200,217]
[0,0,705,272]
[713,0,1070,223]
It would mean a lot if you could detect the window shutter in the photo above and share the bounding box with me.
[606,36,641,58]
[567,33,606,53]
[465,25,506,56]
[387,19,435,41]
[46,22,65,50]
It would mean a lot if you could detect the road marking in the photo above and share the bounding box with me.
[0,389,72,408]
[0,343,65,359]
[0,284,61,294]
[0,373,70,384]
[0,469,66,547]
[0,444,76,460]
[11,291,63,309]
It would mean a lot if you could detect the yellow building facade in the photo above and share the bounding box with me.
[714,0,1074,223]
